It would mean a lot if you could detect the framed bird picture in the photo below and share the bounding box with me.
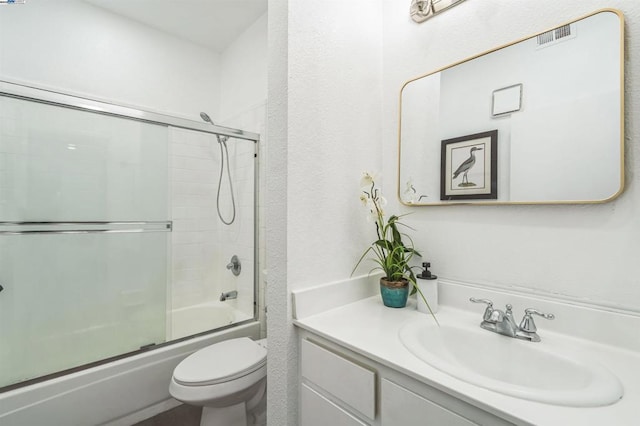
[440,130,498,200]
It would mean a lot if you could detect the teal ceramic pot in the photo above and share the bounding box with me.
[379,278,409,308]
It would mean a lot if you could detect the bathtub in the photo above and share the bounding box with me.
[0,319,260,426]
[169,302,253,341]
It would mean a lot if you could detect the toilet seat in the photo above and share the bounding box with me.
[173,337,267,386]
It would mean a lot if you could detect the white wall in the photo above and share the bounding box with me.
[266,1,292,424]
[286,1,385,289]
[0,0,220,120]
[220,13,268,131]
[267,0,384,424]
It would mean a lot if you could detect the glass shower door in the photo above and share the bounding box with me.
[0,96,170,389]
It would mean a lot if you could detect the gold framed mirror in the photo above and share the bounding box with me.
[398,9,624,206]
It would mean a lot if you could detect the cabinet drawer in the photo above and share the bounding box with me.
[381,379,477,426]
[301,339,375,419]
[301,384,368,426]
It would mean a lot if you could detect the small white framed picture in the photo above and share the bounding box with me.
[492,83,523,117]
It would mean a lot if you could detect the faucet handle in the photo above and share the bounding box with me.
[469,297,494,321]
[519,308,555,332]
[469,297,493,307]
[525,308,555,320]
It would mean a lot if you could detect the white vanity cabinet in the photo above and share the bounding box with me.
[299,332,515,426]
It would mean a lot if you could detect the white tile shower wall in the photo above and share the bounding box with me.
[170,128,218,310]
[219,103,266,337]
[169,127,256,323]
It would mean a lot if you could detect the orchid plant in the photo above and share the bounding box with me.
[353,172,420,283]
[352,172,438,322]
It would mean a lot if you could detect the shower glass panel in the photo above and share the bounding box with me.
[0,87,259,391]
[0,232,168,387]
[0,96,169,221]
[0,95,170,388]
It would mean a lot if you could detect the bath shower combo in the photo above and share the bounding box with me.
[0,80,262,425]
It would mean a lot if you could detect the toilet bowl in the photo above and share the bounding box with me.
[169,337,267,426]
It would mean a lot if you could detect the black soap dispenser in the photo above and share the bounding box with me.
[416,262,439,313]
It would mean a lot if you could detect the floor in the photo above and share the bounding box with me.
[134,404,202,426]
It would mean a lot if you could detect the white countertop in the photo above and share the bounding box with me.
[293,287,640,426]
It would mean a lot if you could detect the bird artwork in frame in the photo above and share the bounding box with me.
[440,130,498,201]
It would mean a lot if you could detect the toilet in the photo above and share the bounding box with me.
[169,337,267,426]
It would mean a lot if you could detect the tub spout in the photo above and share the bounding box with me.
[220,290,238,301]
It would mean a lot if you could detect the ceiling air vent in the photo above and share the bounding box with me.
[537,24,575,48]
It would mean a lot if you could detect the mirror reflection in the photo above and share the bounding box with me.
[399,10,624,205]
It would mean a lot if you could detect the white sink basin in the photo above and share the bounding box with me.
[399,319,623,407]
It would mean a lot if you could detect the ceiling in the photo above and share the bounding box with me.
[83,0,267,53]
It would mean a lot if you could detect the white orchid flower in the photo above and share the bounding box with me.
[360,171,377,188]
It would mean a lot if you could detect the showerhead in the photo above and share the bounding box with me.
[200,111,229,143]
[200,111,213,124]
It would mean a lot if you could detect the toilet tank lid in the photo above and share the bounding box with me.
[173,337,267,385]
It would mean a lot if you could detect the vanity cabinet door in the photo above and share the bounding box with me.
[301,339,376,420]
[381,379,477,426]
[301,384,369,426]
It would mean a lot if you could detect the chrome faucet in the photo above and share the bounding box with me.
[220,290,238,301]
[470,298,554,342]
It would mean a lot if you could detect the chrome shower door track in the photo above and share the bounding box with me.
[0,80,260,143]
